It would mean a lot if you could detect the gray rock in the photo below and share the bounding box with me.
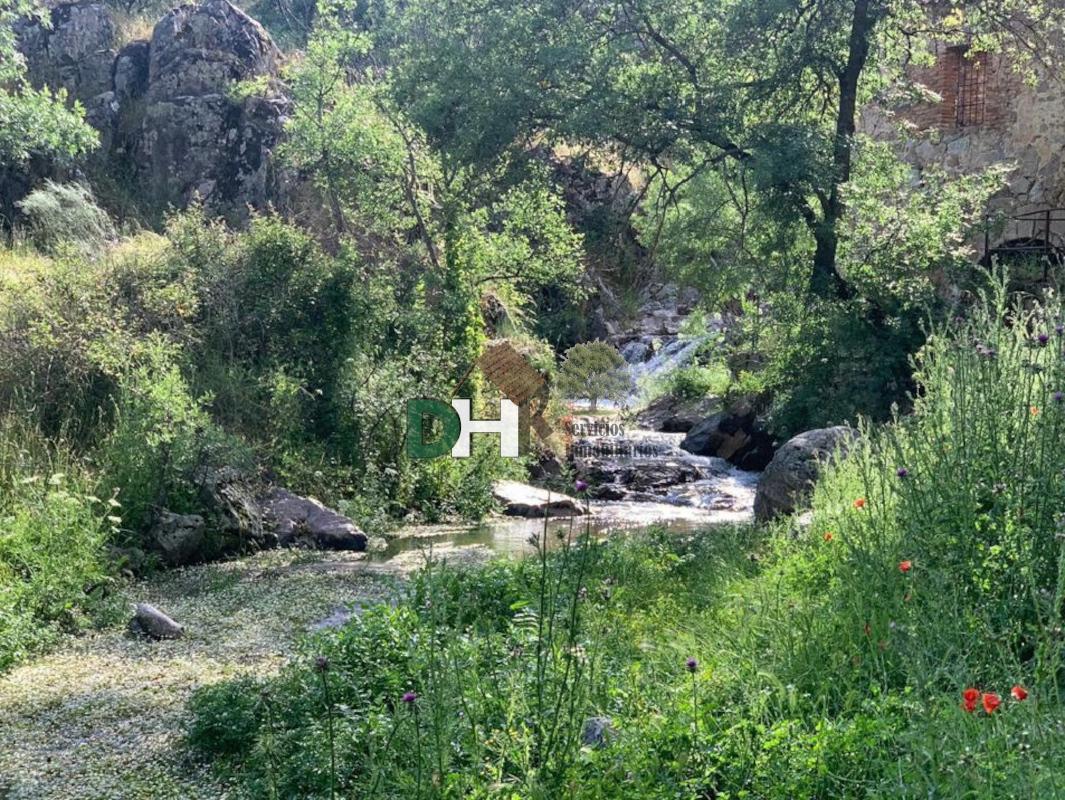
[492,480,585,517]
[581,716,615,748]
[636,394,721,433]
[754,426,859,522]
[680,401,775,471]
[131,603,184,639]
[135,0,287,219]
[263,489,368,551]
[17,0,117,103]
[113,39,150,103]
[146,511,207,567]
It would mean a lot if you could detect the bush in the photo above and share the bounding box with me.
[16,181,115,255]
[188,276,1065,798]
[0,418,112,669]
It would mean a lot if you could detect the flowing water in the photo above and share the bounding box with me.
[379,427,758,562]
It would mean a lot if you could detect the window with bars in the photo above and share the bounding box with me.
[954,49,988,127]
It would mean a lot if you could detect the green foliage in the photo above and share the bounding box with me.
[0,417,113,669]
[16,181,115,254]
[663,363,731,401]
[554,341,632,410]
[0,0,98,227]
[188,281,1065,797]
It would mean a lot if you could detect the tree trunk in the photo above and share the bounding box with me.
[809,0,878,300]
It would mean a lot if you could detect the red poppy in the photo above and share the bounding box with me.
[823,531,834,542]
[898,560,912,573]
[962,687,979,713]
[853,498,866,509]
[1011,685,1028,701]
[982,692,1001,714]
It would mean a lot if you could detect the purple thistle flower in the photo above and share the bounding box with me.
[574,479,589,493]
[1038,333,1050,347]
[1055,391,1064,404]
[402,691,418,704]
[896,467,909,479]
[685,657,698,673]
[314,655,330,673]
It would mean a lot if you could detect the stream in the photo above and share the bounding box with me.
[378,427,758,563]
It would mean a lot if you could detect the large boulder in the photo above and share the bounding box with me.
[754,426,859,522]
[146,511,207,567]
[492,480,585,517]
[136,0,288,219]
[636,394,721,433]
[263,489,368,551]
[680,401,775,471]
[16,0,117,103]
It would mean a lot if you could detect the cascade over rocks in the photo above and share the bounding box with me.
[17,0,289,221]
[754,426,859,522]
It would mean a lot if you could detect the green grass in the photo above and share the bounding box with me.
[186,276,1065,798]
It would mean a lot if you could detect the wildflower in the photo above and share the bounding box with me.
[1057,323,1064,336]
[574,479,589,493]
[898,560,912,573]
[853,497,866,509]
[962,687,979,713]
[1038,333,1050,346]
[823,531,834,542]
[314,655,330,673]
[402,691,418,704]
[1031,405,1040,416]
[982,692,1001,714]
[1011,685,1028,701]
[896,467,909,479]
[1055,391,1064,404]
[685,657,698,673]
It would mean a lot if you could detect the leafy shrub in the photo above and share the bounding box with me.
[16,181,115,255]
[0,418,112,668]
[664,363,730,400]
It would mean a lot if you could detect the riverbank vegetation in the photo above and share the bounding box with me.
[188,277,1065,798]
[5,0,1065,795]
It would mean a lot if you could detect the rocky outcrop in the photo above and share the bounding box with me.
[754,426,859,522]
[147,511,208,567]
[263,489,368,551]
[493,480,585,517]
[17,0,289,221]
[137,0,287,217]
[681,401,776,471]
[636,394,721,433]
[145,472,366,566]
[16,0,117,103]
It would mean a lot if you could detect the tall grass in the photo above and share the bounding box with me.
[187,275,1065,798]
[0,417,115,668]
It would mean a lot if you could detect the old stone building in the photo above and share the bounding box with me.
[863,43,1065,264]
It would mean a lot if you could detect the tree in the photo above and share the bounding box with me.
[0,0,97,228]
[381,0,1064,300]
[555,341,632,411]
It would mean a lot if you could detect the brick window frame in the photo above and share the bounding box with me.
[940,45,990,128]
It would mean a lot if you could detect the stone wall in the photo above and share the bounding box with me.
[863,45,1065,255]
